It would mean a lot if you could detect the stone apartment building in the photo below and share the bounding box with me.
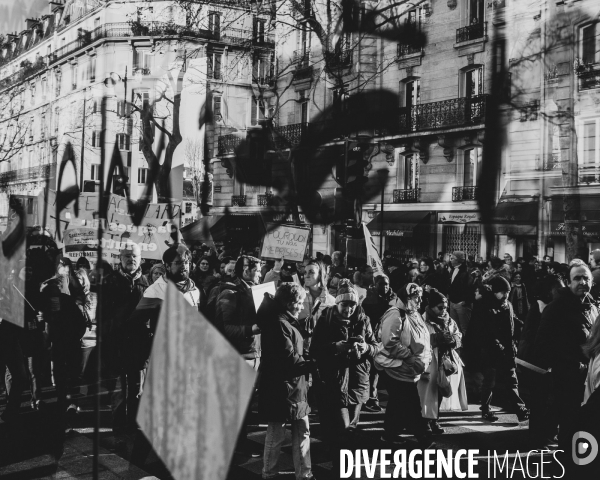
[0,0,273,233]
[214,0,499,261]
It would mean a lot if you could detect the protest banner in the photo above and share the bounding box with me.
[260,224,309,262]
[362,222,385,277]
[138,281,256,480]
[251,282,276,312]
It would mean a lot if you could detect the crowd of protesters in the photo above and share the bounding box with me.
[2,232,600,478]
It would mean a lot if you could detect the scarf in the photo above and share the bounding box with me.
[175,277,196,294]
[118,266,143,287]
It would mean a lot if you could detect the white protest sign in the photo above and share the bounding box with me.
[261,225,309,262]
[251,282,276,312]
[363,222,385,277]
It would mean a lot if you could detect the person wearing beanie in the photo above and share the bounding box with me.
[478,276,529,423]
[310,279,378,473]
[374,283,435,449]
[418,289,467,435]
[447,251,474,335]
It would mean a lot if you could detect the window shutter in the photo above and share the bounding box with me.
[125,134,130,150]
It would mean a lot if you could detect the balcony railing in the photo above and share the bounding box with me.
[0,58,47,90]
[326,49,352,69]
[456,22,487,43]
[578,164,600,185]
[452,186,478,202]
[393,188,420,203]
[397,44,422,58]
[220,27,275,47]
[577,64,600,91]
[232,195,247,206]
[258,193,274,206]
[399,95,488,132]
[50,22,213,65]
[217,134,244,156]
[293,50,311,68]
[254,74,275,86]
[0,163,56,186]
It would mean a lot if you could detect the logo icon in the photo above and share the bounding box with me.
[572,431,599,466]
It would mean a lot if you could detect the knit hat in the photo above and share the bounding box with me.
[453,251,466,263]
[428,288,447,307]
[335,279,358,304]
[489,275,511,293]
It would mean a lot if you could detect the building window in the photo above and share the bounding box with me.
[577,117,600,184]
[116,133,130,151]
[138,167,148,184]
[461,148,481,187]
[464,0,485,26]
[403,79,420,108]
[92,130,101,147]
[117,100,130,117]
[208,52,222,80]
[208,12,220,35]
[251,96,266,126]
[214,95,222,121]
[254,18,266,43]
[464,67,483,97]
[253,55,273,84]
[133,90,151,110]
[406,6,426,28]
[91,163,101,180]
[332,84,349,115]
[399,153,419,190]
[581,22,600,65]
[71,62,78,90]
[89,55,96,82]
[134,49,152,74]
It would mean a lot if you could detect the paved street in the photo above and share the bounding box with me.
[1,381,572,480]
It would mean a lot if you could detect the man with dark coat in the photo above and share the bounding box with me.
[311,280,378,471]
[534,263,599,453]
[478,276,529,423]
[102,242,149,434]
[257,283,316,480]
[361,274,397,412]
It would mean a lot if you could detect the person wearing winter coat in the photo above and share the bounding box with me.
[533,263,599,453]
[257,283,316,480]
[417,289,467,434]
[310,280,378,470]
[361,274,398,412]
[508,272,529,322]
[374,283,434,449]
[478,276,529,423]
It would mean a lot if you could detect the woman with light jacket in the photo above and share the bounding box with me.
[374,283,434,449]
[417,289,467,435]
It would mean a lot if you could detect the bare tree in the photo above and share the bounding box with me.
[184,137,204,206]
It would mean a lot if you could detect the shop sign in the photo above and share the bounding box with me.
[385,230,405,236]
[552,222,600,238]
[438,212,482,223]
[272,213,308,224]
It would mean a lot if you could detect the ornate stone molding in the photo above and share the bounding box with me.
[437,135,454,162]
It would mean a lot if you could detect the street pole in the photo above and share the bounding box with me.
[380,187,384,256]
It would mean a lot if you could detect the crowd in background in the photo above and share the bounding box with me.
[2,232,600,479]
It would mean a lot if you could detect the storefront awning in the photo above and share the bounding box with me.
[550,195,600,240]
[366,211,431,237]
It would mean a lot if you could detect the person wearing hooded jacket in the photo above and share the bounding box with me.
[257,283,317,480]
[478,276,529,423]
[374,283,434,449]
[310,280,378,470]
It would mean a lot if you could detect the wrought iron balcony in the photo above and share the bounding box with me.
[293,50,311,69]
[219,27,275,47]
[393,188,420,203]
[397,44,422,58]
[0,58,47,90]
[452,186,478,202]
[456,22,487,43]
[274,122,309,147]
[577,64,600,91]
[258,193,274,206]
[217,134,244,156]
[578,164,600,185]
[232,195,247,207]
[0,163,56,186]
[399,95,488,132]
[50,22,213,65]
[254,74,275,86]
[326,49,352,69]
